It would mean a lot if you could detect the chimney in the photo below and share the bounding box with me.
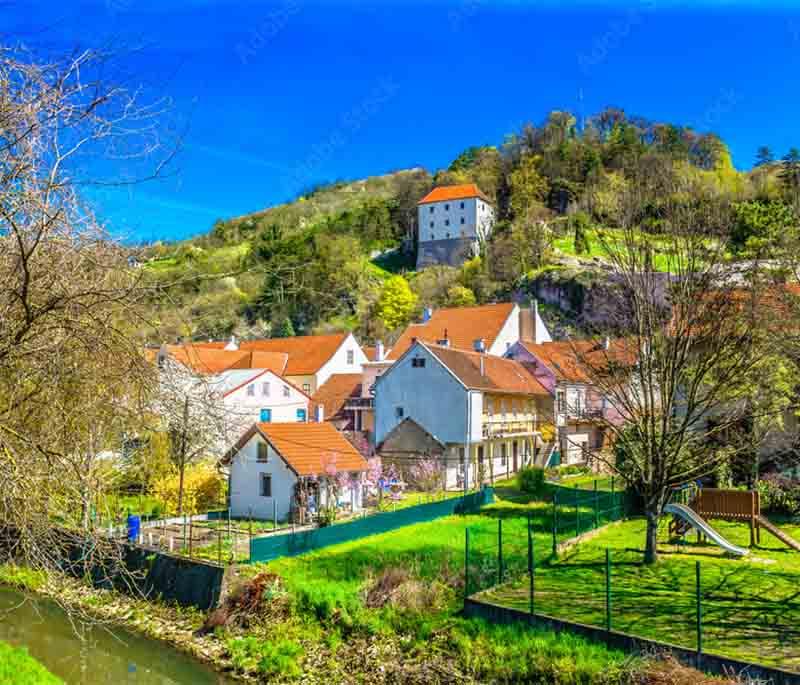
[422,307,433,323]
[375,340,385,362]
[437,328,450,347]
[315,404,324,423]
[224,335,239,351]
[473,338,486,353]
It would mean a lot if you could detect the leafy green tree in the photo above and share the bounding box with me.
[375,276,417,331]
[731,200,797,254]
[445,285,477,308]
[509,153,549,221]
[755,146,774,167]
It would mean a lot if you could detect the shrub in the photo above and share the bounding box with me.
[226,636,303,679]
[758,474,800,517]
[518,466,545,494]
[0,641,61,685]
[152,464,223,515]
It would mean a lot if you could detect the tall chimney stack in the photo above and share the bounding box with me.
[375,340,385,362]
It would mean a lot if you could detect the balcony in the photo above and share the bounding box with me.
[482,417,537,439]
[566,408,604,422]
[345,397,374,410]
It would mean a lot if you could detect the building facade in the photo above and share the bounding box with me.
[416,184,495,269]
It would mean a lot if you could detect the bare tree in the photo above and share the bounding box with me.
[569,165,785,564]
[0,45,172,578]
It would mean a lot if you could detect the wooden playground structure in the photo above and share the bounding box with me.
[669,486,800,552]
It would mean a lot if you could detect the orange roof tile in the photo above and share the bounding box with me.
[236,333,350,376]
[417,183,491,205]
[520,340,636,383]
[156,345,288,375]
[424,343,550,396]
[223,422,368,475]
[388,303,516,360]
[311,373,362,420]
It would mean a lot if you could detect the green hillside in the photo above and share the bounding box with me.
[141,109,799,344]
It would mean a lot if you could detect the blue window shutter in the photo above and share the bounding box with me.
[260,408,272,422]
[296,409,307,422]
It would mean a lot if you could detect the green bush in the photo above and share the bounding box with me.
[758,474,800,517]
[518,467,545,494]
[0,641,62,685]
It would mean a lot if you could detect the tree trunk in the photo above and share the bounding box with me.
[177,461,186,515]
[644,509,659,564]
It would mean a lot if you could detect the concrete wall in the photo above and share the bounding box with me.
[375,343,468,445]
[228,433,298,520]
[416,237,477,269]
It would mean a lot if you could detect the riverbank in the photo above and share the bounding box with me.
[0,564,242,683]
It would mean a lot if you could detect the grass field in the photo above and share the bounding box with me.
[477,516,800,670]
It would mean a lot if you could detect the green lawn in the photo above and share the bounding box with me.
[0,641,62,685]
[478,516,800,670]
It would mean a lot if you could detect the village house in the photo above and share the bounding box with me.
[416,184,496,269]
[221,422,369,521]
[196,332,368,395]
[374,340,553,490]
[505,339,630,466]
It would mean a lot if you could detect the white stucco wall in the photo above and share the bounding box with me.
[418,197,495,243]
[316,333,369,389]
[374,344,468,446]
[223,371,310,438]
[487,305,520,356]
[228,434,298,520]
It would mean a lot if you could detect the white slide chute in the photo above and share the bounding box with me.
[664,503,749,556]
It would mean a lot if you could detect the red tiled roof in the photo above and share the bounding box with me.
[388,303,516,360]
[236,333,350,376]
[154,345,288,375]
[417,183,491,205]
[222,422,368,475]
[519,340,636,383]
[311,373,362,420]
[424,343,550,396]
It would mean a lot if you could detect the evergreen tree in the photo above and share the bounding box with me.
[273,316,296,338]
[780,148,800,201]
[755,146,774,167]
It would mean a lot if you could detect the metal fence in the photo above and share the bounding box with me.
[464,512,800,672]
[249,487,494,563]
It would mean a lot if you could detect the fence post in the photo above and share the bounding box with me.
[594,481,599,528]
[575,486,580,538]
[528,511,534,620]
[497,518,504,585]
[273,500,278,529]
[696,561,703,656]
[552,491,558,556]
[188,519,193,558]
[464,528,470,604]
[217,528,222,565]
[605,548,612,632]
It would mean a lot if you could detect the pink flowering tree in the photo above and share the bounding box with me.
[410,457,442,494]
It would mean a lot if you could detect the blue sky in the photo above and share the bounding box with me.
[6,0,800,242]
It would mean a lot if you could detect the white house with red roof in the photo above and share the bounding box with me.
[416,183,495,268]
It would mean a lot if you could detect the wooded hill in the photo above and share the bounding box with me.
[141,108,800,344]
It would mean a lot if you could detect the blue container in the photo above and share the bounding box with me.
[127,514,141,542]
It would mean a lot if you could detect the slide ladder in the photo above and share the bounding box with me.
[757,516,800,552]
[664,503,749,556]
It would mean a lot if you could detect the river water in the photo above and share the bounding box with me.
[0,587,234,684]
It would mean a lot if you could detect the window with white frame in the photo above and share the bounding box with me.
[302,383,311,393]
[283,385,290,398]
[261,382,270,396]
[247,384,255,397]
[347,350,354,364]
[260,473,272,497]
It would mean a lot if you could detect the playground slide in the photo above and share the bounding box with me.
[663,503,749,556]
[757,516,800,552]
